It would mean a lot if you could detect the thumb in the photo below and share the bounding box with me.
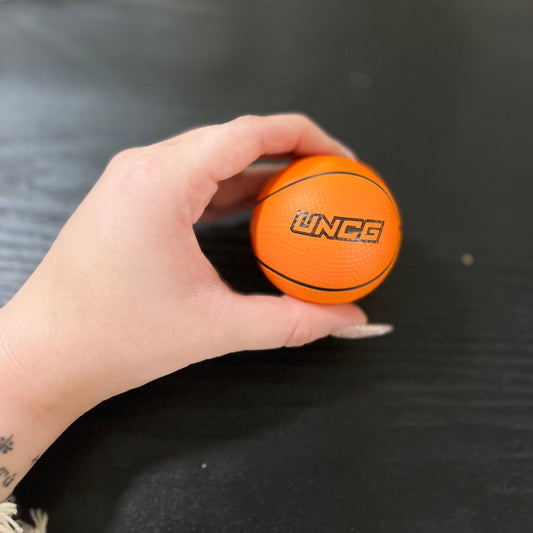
[228,294,392,351]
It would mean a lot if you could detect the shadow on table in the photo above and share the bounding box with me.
[15,219,467,531]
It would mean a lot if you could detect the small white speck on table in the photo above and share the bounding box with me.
[461,253,474,266]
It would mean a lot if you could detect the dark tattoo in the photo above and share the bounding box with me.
[0,435,14,454]
[0,466,17,487]
[31,454,41,465]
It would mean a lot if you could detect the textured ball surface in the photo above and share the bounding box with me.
[250,155,402,304]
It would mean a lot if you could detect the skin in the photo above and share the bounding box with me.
[0,114,371,500]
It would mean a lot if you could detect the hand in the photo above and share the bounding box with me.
[0,114,372,420]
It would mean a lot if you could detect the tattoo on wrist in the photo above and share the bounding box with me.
[0,435,14,454]
[0,466,17,487]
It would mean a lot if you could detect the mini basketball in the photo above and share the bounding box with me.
[250,155,402,304]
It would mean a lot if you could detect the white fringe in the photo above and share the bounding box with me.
[0,502,22,533]
[0,501,47,533]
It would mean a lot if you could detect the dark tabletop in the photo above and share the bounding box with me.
[1,0,532,531]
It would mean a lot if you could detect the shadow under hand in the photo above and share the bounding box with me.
[15,219,466,533]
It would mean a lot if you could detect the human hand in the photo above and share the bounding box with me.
[0,114,386,421]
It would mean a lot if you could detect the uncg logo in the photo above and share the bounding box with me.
[290,211,384,243]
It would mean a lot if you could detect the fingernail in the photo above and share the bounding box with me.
[331,323,394,339]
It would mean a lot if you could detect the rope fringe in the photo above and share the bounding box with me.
[0,501,47,533]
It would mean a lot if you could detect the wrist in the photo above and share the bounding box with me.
[0,305,75,500]
[0,298,91,428]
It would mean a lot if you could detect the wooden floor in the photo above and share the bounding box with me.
[1,0,532,531]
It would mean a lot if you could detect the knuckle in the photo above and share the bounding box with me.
[108,147,143,168]
[130,149,161,173]
[291,112,314,127]
[231,114,259,127]
[107,147,160,181]
[284,308,316,348]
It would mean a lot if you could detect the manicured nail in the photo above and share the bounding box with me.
[332,323,394,339]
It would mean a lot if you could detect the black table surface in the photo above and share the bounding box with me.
[1,0,532,531]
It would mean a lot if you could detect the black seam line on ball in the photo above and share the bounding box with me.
[254,171,395,207]
[256,243,399,292]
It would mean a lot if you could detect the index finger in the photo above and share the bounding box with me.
[164,113,356,183]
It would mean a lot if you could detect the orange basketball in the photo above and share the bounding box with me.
[250,155,402,304]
